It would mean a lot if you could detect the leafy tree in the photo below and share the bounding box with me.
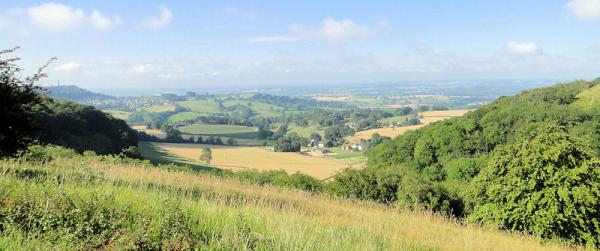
[206,136,216,144]
[200,147,212,164]
[310,132,322,142]
[274,135,302,152]
[0,47,49,157]
[32,99,138,154]
[396,172,463,217]
[257,126,273,139]
[226,137,237,146]
[470,124,600,246]
[164,126,184,142]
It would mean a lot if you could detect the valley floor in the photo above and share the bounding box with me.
[149,142,351,179]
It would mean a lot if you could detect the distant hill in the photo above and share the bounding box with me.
[42,85,114,102]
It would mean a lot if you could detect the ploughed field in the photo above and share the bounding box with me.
[152,142,348,179]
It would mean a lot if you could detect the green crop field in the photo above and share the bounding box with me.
[328,146,367,168]
[102,110,130,120]
[223,100,286,117]
[140,105,176,113]
[287,123,325,138]
[177,100,221,113]
[178,124,259,139]
[167,112,202,123]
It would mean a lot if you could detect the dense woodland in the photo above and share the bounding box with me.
[32,98,138,155]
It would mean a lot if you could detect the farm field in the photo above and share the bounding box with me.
[0,155,569,250]
[178,124,259,139]
[139,105,176,113]
[310,95,351,102]
[328,147,367,169]
[137,141,214,171]
[177,100,221,113]
[167,111,202,123]
[102,109,130,120]
[131,125,164,135]
[346,110,473,143]
[287,123,325,138]
[153,142,348,179]
[223,100,287,117]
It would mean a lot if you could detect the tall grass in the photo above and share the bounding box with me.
[0,153,578,250]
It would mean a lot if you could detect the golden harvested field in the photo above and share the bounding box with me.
[131,125,164,135]
[346,109,473,143]
[154,142,348,179]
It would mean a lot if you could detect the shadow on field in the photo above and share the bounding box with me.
[138,141,219,172]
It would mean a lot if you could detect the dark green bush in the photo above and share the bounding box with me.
[470,124,600,246]
[20,145,80,163]
[396,175,463,217]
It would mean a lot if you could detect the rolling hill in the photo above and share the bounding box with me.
[42,85,114,102]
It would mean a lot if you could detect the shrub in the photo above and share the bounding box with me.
[396,175,464,217]
[469,124,600,246]
[288,172,323,193]
[20,145,79,163]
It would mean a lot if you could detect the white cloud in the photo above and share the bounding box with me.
[26,3,85,31]
[89,10,121,31]
[144,6,173,29]
[291,17,378,41]
[247,36,297,43]
[564,0,600,20]
[504,41,542,55]
[54,62,80,72]
[17,3,120,32]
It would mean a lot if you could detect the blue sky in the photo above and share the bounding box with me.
[1,0,600,93]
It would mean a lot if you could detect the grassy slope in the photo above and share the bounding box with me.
[178,124,259,139]
[223,100,286,117]
[328,146,367,169]
[571,83,600,111]
[140,105,176,113]
[287,123,325,138]
[167,112,202,123]
[102,110,130,120]
[0,155,572,250]
[178,100,221,113]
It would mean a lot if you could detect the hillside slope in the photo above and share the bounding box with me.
[0,150,571,250]
[42,85,114,102]
[331,80,600,246]
[571,82,600,112]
